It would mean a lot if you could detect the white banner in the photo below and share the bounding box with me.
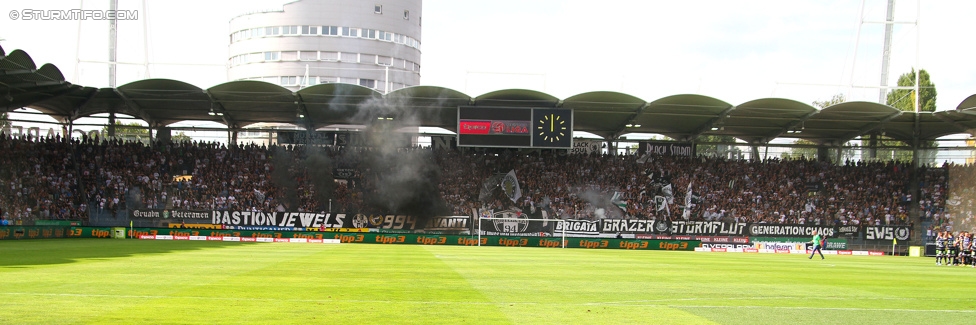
[570,140,601,155]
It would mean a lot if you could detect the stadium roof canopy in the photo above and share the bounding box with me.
[3,44,976,146]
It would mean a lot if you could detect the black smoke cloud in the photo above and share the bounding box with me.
[270,147,299,211]
[303,147,335,211]
[345,94,450,218]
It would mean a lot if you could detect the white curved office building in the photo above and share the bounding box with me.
[228,0,422,92]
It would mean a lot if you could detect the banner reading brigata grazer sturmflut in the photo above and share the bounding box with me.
[597,220,748,236]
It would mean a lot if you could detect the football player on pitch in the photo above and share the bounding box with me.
[960,232,972,267]
[935,231,947,266]
[969,233,976,268]
[947,232,958,266]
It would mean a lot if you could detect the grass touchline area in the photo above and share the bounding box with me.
[1,239,974,325]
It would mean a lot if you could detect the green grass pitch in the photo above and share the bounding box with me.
[1,239,974,324]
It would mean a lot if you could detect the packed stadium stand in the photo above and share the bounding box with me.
[0,134,949,232]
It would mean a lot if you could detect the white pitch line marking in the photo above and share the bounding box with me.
[2,292,973,313]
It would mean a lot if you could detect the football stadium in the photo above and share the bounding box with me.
[3,0,976,324]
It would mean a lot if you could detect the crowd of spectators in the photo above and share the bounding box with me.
[1,133,968,230]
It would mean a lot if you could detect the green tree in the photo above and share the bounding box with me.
[886,68,936,113]
[102,121,150,143]
[172,131,192,143]
[870,69,938,163]
[0,112,9,131]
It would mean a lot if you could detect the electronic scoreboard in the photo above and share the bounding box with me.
[457,106,573,149]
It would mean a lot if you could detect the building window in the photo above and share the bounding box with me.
[301,25,317,35]
[342,27,358,37]
[320,51,339,61]
[281,76,297,85]
[359,79,376,88]
[283,26,298,35]
[299,76,316,86]
[365,29,376,39]
[266,26,280,35]
[360,54,377,64]
[300,51,318,61]
[374,5,382,14]
[322,26,338,36]
[280,51,297,61]
[264,51,279,61]
[403,10,409,20]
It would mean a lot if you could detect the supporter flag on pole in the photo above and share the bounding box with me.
[655,196,670,215]
[661,184,674,204]
[682,181,694,220]
[502,170,522,203]
[611,191,627,212]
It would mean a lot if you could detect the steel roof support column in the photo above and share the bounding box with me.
[817,146,829,163]
[107,112,116,138]
[154,125,171,144]
[61,117,71,141]
[147,122,155,147]
[610,103,651,138]
[295,94,314,135]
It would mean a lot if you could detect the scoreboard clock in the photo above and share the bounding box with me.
[532,108,572,148]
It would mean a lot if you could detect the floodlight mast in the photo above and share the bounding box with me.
[108,0,117,88]
[108,0,118,137]
[878,0,894,104]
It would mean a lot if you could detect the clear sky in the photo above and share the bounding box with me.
[1,0,973,110]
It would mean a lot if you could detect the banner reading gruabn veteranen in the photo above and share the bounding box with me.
[131,209,210,220]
